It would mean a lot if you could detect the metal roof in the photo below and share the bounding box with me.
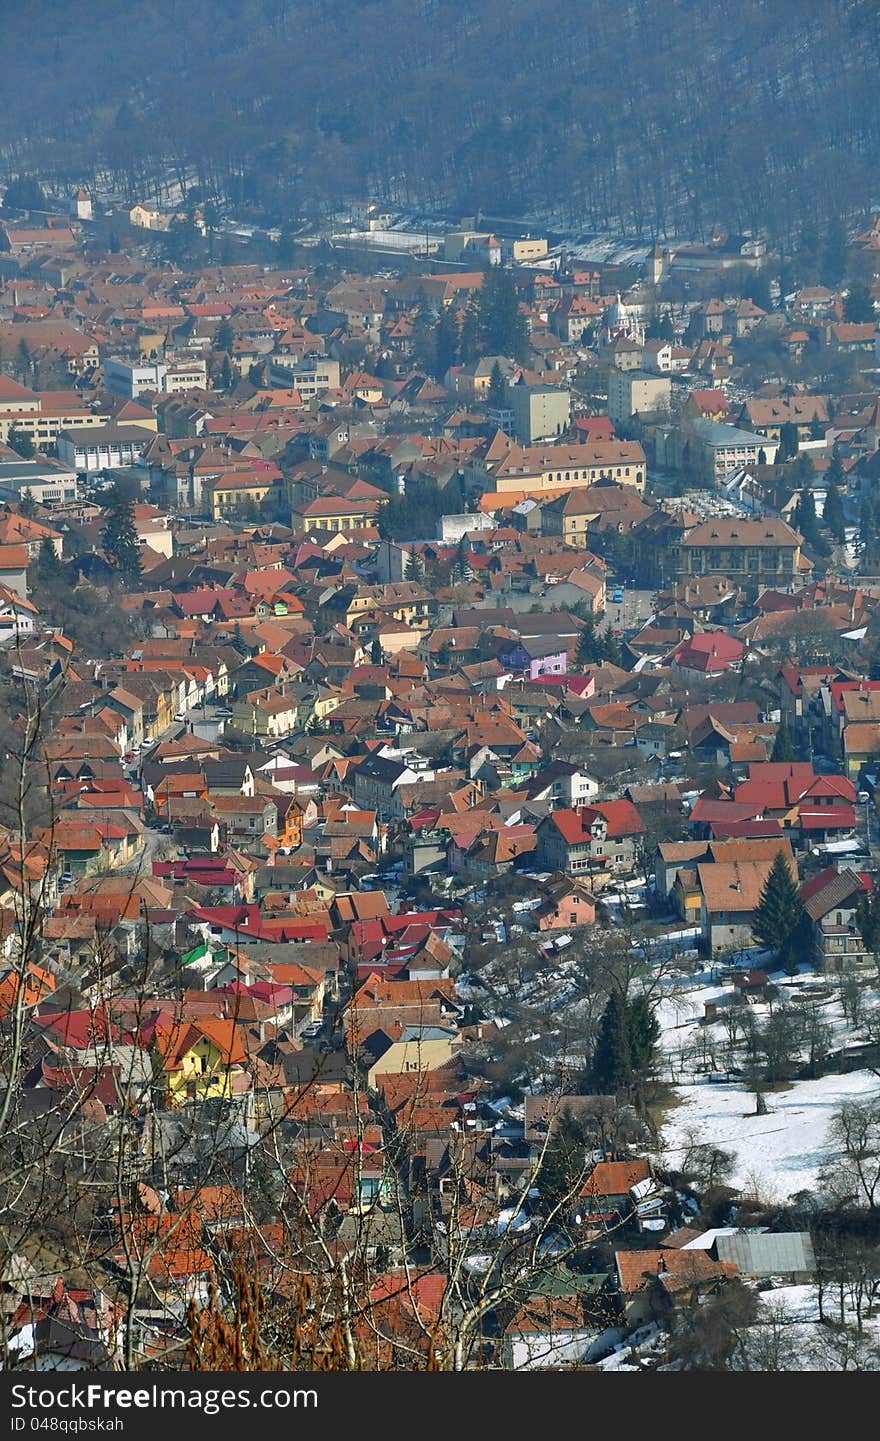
[715,1231,815,1276]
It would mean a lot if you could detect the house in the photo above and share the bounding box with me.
[614,1249,737,1326]
[698,853,797,952]
[801,866,872,973]
[575,1158,658,1230]
[501,1290,613,1370]
[712,1231,815,1282]
[150,1017,249,1104]
[666,632,744,677]
[677,517,806,595]
[535,800,644,878]
[366,1025,462,1089]
[533,875,596,931]
[353,752,434,820]
[684,419,780,485]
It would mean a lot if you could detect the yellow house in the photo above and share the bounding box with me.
[209,472,277,521]
[366,1027,461,1088]
[152,1018,249,1105]
[290,496,380,534]
[129,204,172,231]
[313,688,341,722]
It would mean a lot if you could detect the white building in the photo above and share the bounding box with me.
[57,425,152,472]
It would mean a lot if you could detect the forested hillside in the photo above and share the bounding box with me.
[4,0,880,241]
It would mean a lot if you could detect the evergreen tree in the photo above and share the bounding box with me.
[821,216,848,288]
[102,485,143,586]
[370,637,383,666]
[15,340,31,383]
[535,1106,590,1211]
[458,301,479,365]
[576,616,601,667]
[626,994,659,1080]
[777,421,799,461]
[591,989,632,1093]
[758,447,767,467]
[795,486,819,547]
[18,488,36,517]
[7,427,34,459]
[751,852,807,970]
[411,296,436,373]
[844,282,874,323]
[822,468,845,543]
[405,549,425,582]
[856,890,880,955]
[434,305,458,379]
[477,265,527,361]
[216,318,234,354]
[36,536,63,581]
[809,413,825,441]
[487,359,506,409]
[220,354,234,391]
[276,228,298,265]
[771,720,795,763]
[600,627,623,668]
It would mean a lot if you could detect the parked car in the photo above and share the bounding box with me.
[612,587,624,603]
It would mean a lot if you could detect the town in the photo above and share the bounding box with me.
[0,183,880,1374]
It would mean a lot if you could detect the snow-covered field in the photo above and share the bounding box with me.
[651,963,880,1201]
[658,1069,878,1201]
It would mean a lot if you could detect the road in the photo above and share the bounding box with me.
[605,587,656,635]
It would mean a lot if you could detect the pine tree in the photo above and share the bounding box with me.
[752,852,807,969]
[771,720,795,762]
[844,282,874,323]
[458,302,479,365]
[102,485,143,586]
[626,994,659,1080]
[370,637,383,666]
[576,616,601,667]
[37,536,62,581]
[822,468,845,543]
[18,488,36,517]
[536,1106,589,1211]
[477,266,527,361]
[7,427,34,459]
[778,422,799,461]
[434,306,458,379]
[795,486,819,547]
[487,359,506,409]
[216,318,234,354]
[405,549,425,582]
[600,628,623,667]
[591,989,632,1093]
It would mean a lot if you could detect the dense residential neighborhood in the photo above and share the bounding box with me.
[1,180,880,1375]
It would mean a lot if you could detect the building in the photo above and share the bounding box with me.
[483,439,647,497]
[676,516,805,594]
[607,370,671,425]
[128,205,172,231]
[685,418,779,485]
[57,425,153,472]
[509,384,571,444]
[535,801,644,878]
[0,458,79,507]
[270,357,341,398]
[740,395,830,442]
[104,357,207,400]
